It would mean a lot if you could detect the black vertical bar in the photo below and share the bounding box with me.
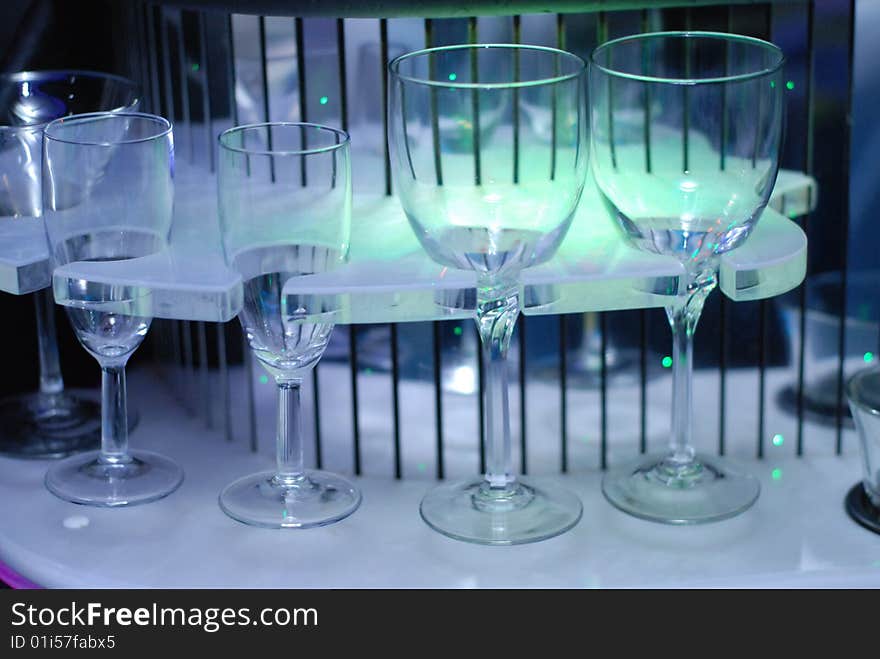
[598,12,609,471]
[476,324,485,474]
[518,316,527,475]
[312,367,322,469]
[835,0,856,455]
[144,4,161,115]
[797,0,816,458]
[424,19,448,478]
[217,323,232,443]
[379,17,400,479]
[295,17,307,186]
[349,327,361,475]
[159,7,176,122]
[175,9,194,163]
[226,14,239,125]
[639,8,650,456]
[556,15,568,472]
[197,321,211,429]
[258,16,274,181]
[600,312,608,471]
[682,8,692,173]
[756,3,772,460]
[242,330,258,453]
[380,19,391,196]
[390,323,402,479]
[197,11,214,172]
[719,4,733,457]
[468,17,481,186]
[560,315,568,472]
[433,322,445,480]
[336,19,349,130]
[512,15,521,184]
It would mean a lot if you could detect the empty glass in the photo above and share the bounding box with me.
[0,71,139,458]
[389,44,588,544]
[590,32,785,523]
[847,367,880,509]
[42,112,182,506]
[217,122,360,529]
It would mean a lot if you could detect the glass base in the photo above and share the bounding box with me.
[219,470,361,529]
[45,449,183,507]
[602,452,760,524]
[420,477,583,545]
[0,391,139,459]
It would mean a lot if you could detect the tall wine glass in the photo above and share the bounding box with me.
[389,44,588,545]
[217,122,361,529]
[0,71,139,458]
[590,32,785,523]
[42,112,182,506]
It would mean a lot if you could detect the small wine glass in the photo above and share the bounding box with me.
[0,70,139,459]
[389,44,589,545]
[42,112,182,507]
[590,32,785,523]
[217,122,360,529]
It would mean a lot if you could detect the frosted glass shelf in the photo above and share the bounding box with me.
[0,165,812,322]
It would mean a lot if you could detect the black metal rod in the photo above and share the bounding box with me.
[600,311,608,471]
[226,14,239,125]
[312,367,322,469]
[258,16,274,181]
[835,0,856,455]
[512,14,521,184]
[433,322,445,480]
[349,327,361,475]
[468,17,481,186]
[559,315,568,472]
[380,18,392,196]
[425,19,443,186]
[518,315,527,475]
[390,323,402,479]
[159,7,176,122]
[197,10,214,172]
[639,8,650,457]
[242,330,258,453]
[336,18,349,130]
[796,0,816,457]
[295,17,307,186]
[217,322,232,443]
[175,9,194,163]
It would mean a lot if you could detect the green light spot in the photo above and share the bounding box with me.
[453,326,462,336]
[772,433,784,447]
[191,63,200,72]
[319,95,329,105]
[417,462,427,472]
[258,374,269,385]
[771,468,782,481]
[865,352,875,363]
[769,80,775,88]
[662,356,673,368]
[365,367,373,375]
[786,80,795,90]
[448,73,457,81]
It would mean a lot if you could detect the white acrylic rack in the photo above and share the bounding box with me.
[0,163,813,322]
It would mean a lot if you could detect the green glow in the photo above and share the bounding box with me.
[365,367,373,375]
[769,81,775,88]
[448,73,457,81]
[662,356,673,368]
[417,462,427,472]
[771,468,782,481]
[453,326,462,336]
[865,352,875,363]
[319,95,329,105]
[259,374,269,384]
[772,433,784,447]
[786,80,795,90]
[191,63,200,72]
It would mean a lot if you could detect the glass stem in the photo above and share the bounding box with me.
[275,379,305,485]
[99,364,130,464]
[665,263,717,464]
[34,288,64,396]
[476,276,520,489]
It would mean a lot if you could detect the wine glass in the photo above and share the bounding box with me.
[217,122,360,529]
[389,44,589,545]
[590,32,785,523]
[42,112,182,506]
[0,70,139,458]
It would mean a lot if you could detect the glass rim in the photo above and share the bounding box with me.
[218,122,350,157]
[590,31,785,85]
[847,367,880,417]
[389,43,587,90]
[43,111,171,146]
[0,69,140,130]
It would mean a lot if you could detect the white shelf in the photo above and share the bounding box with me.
[0,161,812,322]
[0,363,875,589]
